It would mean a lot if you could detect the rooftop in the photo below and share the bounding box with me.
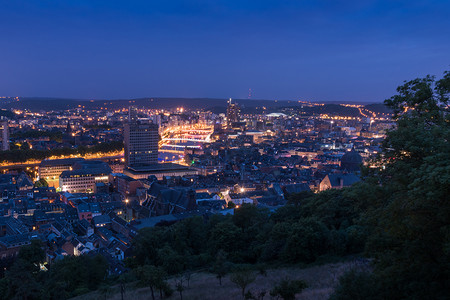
[39,158,84,167]
[126,163,192,173]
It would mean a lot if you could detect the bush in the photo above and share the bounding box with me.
[269,278,307,300]
[329,270,379,300]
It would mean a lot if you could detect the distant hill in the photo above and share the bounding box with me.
[0,96,389,115]
[1,97,288,112]
[301,104,360,117]
[364,103,392,114]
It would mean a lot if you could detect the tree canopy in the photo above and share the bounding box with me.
[332,70,450,299]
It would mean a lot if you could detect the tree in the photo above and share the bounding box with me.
[135,265,167,300]
[269,278,307,300]
[286,190,314,206]
[363,71,450,299]
[183,271,193,288]
[280,218,329,263]
[20,142,30,150]
[384,73,449,119]
[157,244,184,275]
[209,221,242,253]
[34,178,48,188]
[230,269,257,298]
[0,278,11,300]
[329,270,379,300]
[98,283,112,300]
[211,250,229,285]
[44,254,108,298]
[3,239,46,299]
[118,274,129,300]
[175,276,185,300]
[132,227,166,266]
[232,204,269,231]
[6,260,42,300]
[18,239,44,266]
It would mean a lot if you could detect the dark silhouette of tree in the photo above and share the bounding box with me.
[98,283,112,300]
[135,265,167,300]
[269,278,307,300]
[211,250,229,285]
[175,276,185,300]
[331,70,450,299]
[230,269,257,299]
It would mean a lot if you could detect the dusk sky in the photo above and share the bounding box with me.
[1,0,449,102]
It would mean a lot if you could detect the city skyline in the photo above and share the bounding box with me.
[0,1,449,299]
[1,1,449,102]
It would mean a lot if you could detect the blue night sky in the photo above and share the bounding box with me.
[1,0,449,102]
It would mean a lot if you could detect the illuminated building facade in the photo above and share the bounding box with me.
[226,98,240,129]
[0,117,9,151]
[124,107,159,167]
[59,161,111,193]
[38,158,84,188]
[123,163,198,180]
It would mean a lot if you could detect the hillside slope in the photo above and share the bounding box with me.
[73,260,368,300]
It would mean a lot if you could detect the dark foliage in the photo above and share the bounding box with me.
[1,241,108,300]
[269,278,307,300]
[331,71,450,299]
[0,141,123,163]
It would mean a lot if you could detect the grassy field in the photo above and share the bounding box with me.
[73,260,368,300]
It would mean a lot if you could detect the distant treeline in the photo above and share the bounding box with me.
[0,141,123,163]
[129,188,369,272]
[11,130,64,142]
[1,97,388,113]
[0,109,16,119]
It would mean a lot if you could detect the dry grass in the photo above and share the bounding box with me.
[74,260,368,300]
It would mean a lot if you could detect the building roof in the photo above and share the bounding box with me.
[60,160,112,178]
[0,233,31,248]
[126,163,192,173]
[340,148,363,172]
[60,167,111,178]
[97,227,114,241]
[92,214,111,226]
[283,183,311,194]
[327,173,361,187]
[130,214,178,230]
[89,203,101,214]
[77,203,91,213]
[39,158,84,167]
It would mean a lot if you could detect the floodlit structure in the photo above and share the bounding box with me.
[124,107,159,167]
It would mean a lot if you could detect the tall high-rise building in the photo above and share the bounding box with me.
[124,107,159,167]
[226,98,240,129]
[0,117,10,151]
[128,106,139,122]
